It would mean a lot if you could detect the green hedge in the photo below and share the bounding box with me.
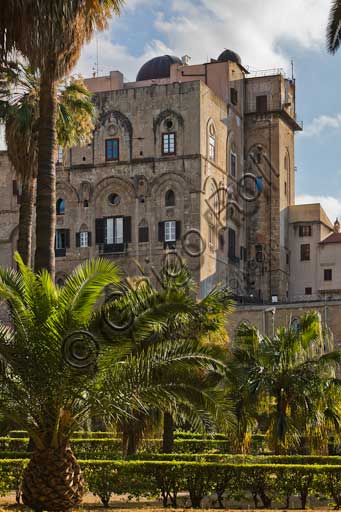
[1,459,340,509]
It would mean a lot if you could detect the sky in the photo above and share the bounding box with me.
[3,0,341,221]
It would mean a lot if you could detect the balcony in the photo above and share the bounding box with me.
[98,243,127,255]
[245,97,303,131]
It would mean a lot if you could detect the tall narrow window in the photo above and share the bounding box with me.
[324,269,332,281]
[228,228,236,260]
[56,198,65,215]
[230,151,237,177]
[57,146,63,164]
[105,139,119,161]
[300,244,310,261]
[164,220,176,242]
[55,229,69,257]
[256,95,268,113]
[162,133,176,155]
[208,124,216,161]
[165,189,175,207]
[138,220,149,243]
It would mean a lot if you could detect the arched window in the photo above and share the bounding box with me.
[165,189,175,207]
[56,198,65,215]
[208,124,216,161]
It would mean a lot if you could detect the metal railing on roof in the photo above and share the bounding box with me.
[247,68,288,79]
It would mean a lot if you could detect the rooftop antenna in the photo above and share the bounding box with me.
[96,35,99,77]
[291,59,294,80]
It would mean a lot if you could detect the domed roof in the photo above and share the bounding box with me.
[136,55,182,82]
[217,49,242,66]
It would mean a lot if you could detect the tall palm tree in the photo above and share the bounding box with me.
[0,63,94,265]
[0,0,123,276]
[227,312,341,454]
[0,254,229,510]
[102,263,234,455]
[327,0,341,53]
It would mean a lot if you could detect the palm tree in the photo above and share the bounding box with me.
[0,254,230,510]
[0,0,123,276]
[327,0,341,53]
[228,312,341,454]
[0,62,94,265]
[102,263,234,455]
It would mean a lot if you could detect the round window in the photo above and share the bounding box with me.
[108,193,120,206]
[164,119,174,130]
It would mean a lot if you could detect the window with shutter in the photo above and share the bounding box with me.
[228,228,236,260]
[105,139,119,161]
[55,229,69,257]
[95,219,105,244]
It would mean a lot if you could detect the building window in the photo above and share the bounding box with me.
[230,151,237,177]
[230,88,238,105]
[80,231,89,248]
[300,244,310,261]
[256,95,268,113]
[299,225,312,237]
[56,198,65,216]
[228,228,236,260]
[208,125,216,161]
[284,181,287,196]
[165,189,175,207]
[164,220,176,242]
[324,269,332,281]
[105,138,119,161]
[305,287,312,295]
[138,220,149,243]
[162,133,176,155]
[55,229,69,257]
[95,217,131,252]
[83,200,89,208]
[57,146,63,164]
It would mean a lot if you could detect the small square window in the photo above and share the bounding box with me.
[300,244,310,261]
[305,287,312,295]
[105,139,119,161]
[299,225,312,237]
[162,133,176,155]
[324,269,332,281]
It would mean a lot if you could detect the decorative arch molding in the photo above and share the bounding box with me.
[97,110,133,160]
[80,181,93,201]
[94,176,137,202]
[8,225,19,244]
[202,175,219,194]
[56,181,80,202]
[153,109,184,142]
[149,172,191,197]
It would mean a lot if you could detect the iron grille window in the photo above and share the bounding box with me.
[300,244,310,261]
[299,225,312,237]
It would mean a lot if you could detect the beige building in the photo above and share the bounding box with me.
[0,50,301,303]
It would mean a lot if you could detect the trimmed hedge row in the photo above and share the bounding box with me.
[0,459,340,509]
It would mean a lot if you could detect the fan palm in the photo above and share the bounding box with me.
[0,62,94,266]
[0,254,230,510]
[327,0,341,53]
[102,262,234,455]
[227,312,341,454]
[0,0,123,276]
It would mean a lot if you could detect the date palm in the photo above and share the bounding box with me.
[103,262,234,455]
[0,0,123,276]
[227,312,341,454]
[0,62,94,265]
[327,0,341,53]
[0,254,230,510]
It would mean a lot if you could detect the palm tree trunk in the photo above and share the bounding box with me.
[17,177,35,266]
[162,412,174,453]
[22,446,84,511]
[34,72,57,277]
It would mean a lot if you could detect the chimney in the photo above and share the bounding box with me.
[334,218,340,233]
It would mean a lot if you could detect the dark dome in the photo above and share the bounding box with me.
[217,49,242,66]
[136,55,182,82]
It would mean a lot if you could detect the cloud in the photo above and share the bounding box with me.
[300,113,341,137]
[76,0,329,80]
[296,194,341,222]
